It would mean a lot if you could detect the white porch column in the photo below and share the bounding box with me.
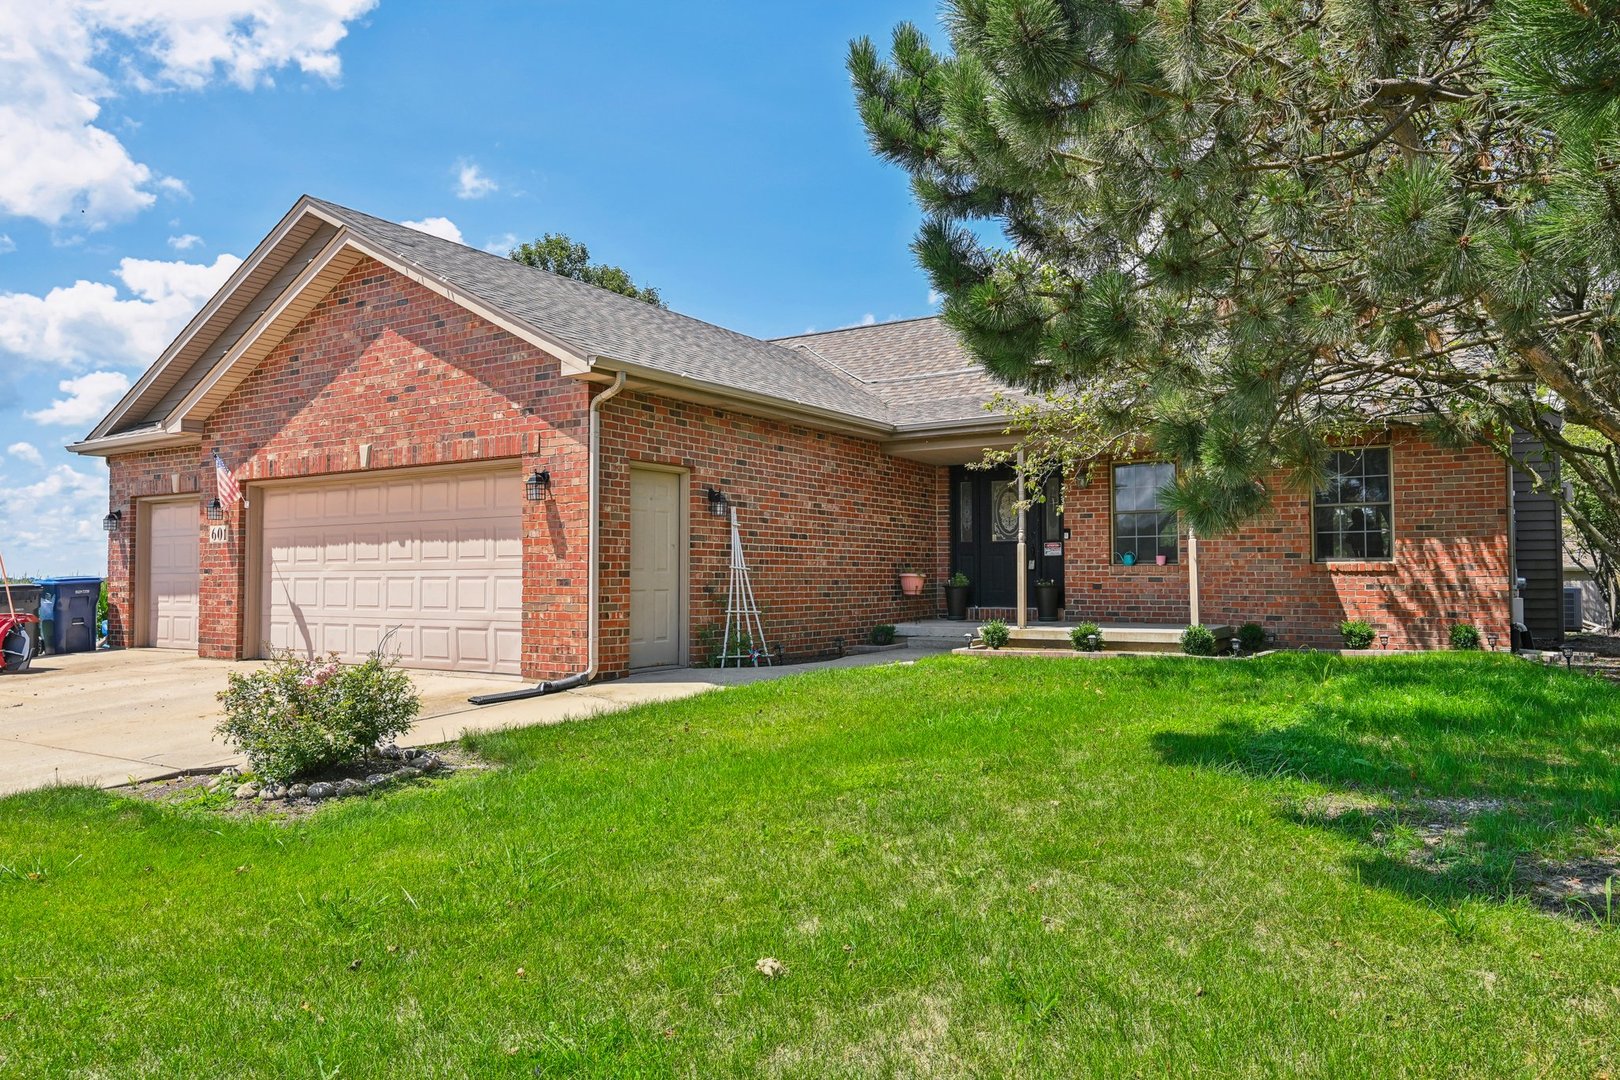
[1187,522,1201,627]
[1016,449,1028,629]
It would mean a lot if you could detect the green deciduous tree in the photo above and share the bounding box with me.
[849,0,1620,564]
[509,233,664,307]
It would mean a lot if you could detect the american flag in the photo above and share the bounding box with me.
[214,452,241,508]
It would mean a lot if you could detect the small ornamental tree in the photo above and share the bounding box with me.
[508,233,664,307]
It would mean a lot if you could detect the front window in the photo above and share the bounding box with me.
[1314,448,1393,561]
[1113,463,1177,564]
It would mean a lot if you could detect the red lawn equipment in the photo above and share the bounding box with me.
[0,549,38,674]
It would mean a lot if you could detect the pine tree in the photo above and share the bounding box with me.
[849,0,1620,562]
[509,233,664,307]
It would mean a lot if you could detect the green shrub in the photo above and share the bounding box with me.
[1181,625,1217,656]
[1339,620,1377,649]
[979,619,1010,649]
[215,650,419,783]
[1450,623,1481,650]
[96,581,108,623]
[1069,622,1104,651]
[947,571,970,587]
[1237,622,1267,652]
[870,624,897,646]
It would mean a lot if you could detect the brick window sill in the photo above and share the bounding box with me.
[1314,561,1397,573]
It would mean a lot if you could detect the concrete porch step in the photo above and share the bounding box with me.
[895,620,1236,654]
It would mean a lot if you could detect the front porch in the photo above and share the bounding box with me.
[894,619,1236,654]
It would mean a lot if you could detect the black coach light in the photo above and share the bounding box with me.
[206,497,224,521]
[525,468,552,501]
[101,509,121,532]
[706,486,730,517]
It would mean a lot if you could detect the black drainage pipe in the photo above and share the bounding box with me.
[468,671,589,706]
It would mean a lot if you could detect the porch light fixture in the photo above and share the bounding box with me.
[206,497,224,521]
[706,486,730,518]
[101,510,121,533]
[525,468,552,501]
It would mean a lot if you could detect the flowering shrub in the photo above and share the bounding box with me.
[215,650,419,783]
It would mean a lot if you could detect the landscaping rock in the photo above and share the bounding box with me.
[418,753,442,773]
[306,782,336,800]
[335,778,367,797]
[395,766,422,780]
[377,744,402,761]
[364,773,390,787]
[233,783,259,800]
[219,765,240,779]
[260,785,286,801]
[287,783,309,800]
[401,747,420,761]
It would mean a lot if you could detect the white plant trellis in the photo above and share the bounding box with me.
[718,506,771,668]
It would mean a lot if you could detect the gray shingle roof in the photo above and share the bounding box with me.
[774,317,1027,426]
[307,198,897,425]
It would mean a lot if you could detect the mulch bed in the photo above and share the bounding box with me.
[122,743,492,820]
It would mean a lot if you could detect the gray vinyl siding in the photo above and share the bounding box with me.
[1512,431,1564,642]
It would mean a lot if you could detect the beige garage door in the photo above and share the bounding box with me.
[146,500,199,650]
[629,468,682,668]
[260,470,522,674]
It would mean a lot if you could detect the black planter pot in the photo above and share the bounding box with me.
[944,584,970,621]
[1035,583,1063,622]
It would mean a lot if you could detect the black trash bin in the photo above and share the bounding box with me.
[0,582,42,658]
[39,577,102,653]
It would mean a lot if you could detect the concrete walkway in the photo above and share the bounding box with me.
[0,645,938,797]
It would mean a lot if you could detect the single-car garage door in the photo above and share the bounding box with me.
[260,469,522,674]
[146,500,199,650]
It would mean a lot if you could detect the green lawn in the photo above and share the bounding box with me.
[4,653,1620,1077]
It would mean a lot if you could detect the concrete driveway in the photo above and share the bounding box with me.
[0,646,936,797]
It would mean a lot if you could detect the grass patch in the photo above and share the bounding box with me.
[3,653,1620,1075]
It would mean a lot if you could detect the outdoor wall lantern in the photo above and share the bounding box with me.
[206,497,224,521]
[706,486,730,518]
[102,510,121,532]
[525,468,552,501]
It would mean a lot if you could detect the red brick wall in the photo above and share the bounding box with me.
[106,257,592,678]
[1058,430,1512,648]
[594,391,943,671]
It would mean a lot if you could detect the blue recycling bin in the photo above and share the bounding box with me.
[38,577,102,654]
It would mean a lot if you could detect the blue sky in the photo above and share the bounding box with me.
[0,1,944,576]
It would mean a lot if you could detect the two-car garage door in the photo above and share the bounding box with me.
[260,470,522,674]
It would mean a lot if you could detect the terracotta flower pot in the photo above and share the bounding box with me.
[898,572,925,597]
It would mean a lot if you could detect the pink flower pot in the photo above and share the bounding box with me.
[898,573,925,597]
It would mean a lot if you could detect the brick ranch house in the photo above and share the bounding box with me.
[70,197,1563,681]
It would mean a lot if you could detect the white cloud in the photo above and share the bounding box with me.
[455,161,498,200]
[0,461,110,575]
[0,2,377,228]
[167,233,202,250]
[927,288,944,306]
[482,232,519,255]
[401,216,464,244]
[26,370,132,427]
[859,313,877,326]
[0,252,242,369]
[6,442,44,466]
[0,235,14,255]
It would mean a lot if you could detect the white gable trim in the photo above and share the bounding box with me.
[83,198,330,443]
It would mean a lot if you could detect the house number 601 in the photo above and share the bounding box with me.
[208,525,228,543]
